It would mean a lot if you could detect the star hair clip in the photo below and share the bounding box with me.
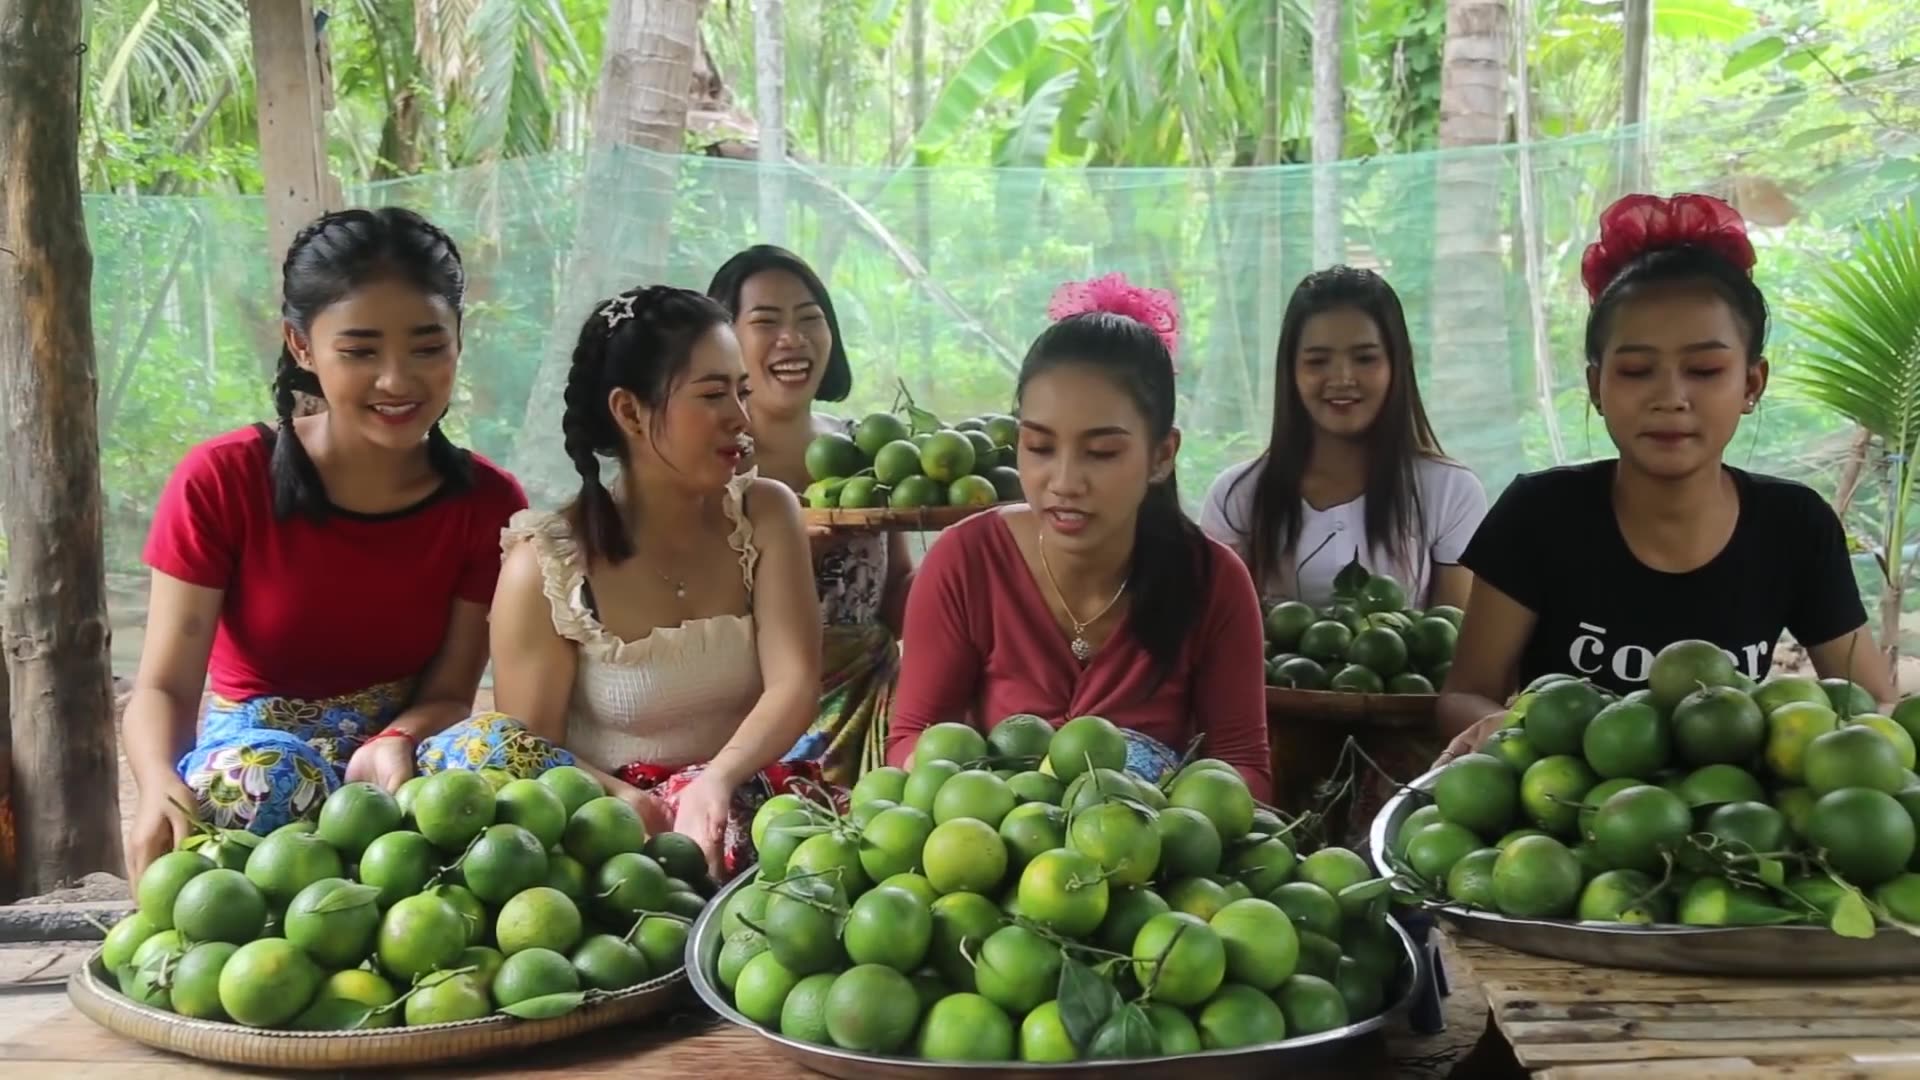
[598,293,639,331]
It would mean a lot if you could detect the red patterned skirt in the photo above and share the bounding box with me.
[614,759,847,881]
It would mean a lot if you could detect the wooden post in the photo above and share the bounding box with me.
[249,0,340,268]
[0,0,124,897]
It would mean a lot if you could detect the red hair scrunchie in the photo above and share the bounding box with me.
[1579,192,1757,302]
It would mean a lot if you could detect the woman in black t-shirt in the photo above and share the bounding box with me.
[1438,193,1894,758]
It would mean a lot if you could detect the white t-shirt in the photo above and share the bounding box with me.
[1199,455,1489,610]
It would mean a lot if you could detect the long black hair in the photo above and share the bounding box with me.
[705,245,852,402]
[1224,266,1443,589]
[1018,312,1211,681]
[1585,246,1771,366]
[271,207,472,520]
[562,284,735,566]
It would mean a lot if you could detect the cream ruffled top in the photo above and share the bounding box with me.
[500,472,764,770]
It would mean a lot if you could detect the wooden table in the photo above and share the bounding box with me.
[1445,929,1920,1079]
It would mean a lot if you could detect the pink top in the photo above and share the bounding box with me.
[886,509,1273,801]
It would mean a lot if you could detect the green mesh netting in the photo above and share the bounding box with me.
[62,72,1920,669]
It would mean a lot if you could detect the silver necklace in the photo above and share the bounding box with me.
[1037,531,1128,662]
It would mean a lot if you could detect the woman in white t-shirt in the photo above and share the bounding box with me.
[1201,266,1487,611]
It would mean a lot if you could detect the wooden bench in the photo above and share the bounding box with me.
[1445,930,1920,1078]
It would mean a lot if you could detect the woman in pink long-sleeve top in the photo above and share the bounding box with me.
[885,275,1272,801]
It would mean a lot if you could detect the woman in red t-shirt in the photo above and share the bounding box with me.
[123,209,531,885]
[885,275,1273,800]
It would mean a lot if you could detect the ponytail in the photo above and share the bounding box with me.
[1129,469,1213,683]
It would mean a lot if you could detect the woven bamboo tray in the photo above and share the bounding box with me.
[67,949,686,1070]
[802,505,1007,533]
[1264,686,1437,730]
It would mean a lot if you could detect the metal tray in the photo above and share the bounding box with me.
[685,866,1423,1079]
[1369,767,1920,977]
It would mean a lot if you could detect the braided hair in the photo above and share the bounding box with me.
[563,285,735,565]
[271,207,473,520]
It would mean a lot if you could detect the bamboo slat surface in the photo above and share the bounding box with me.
[1445,931,1920,1079]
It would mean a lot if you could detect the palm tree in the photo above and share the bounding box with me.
[1787,202,1920,675]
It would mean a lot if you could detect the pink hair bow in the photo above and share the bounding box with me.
[1047,272,1182,372]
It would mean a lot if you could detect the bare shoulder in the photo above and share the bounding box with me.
[495,538,548,603]
[745,476,804,530]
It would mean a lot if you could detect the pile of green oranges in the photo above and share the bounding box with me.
[102,767,711,1030]
[1393,639,1920,936]
[803,409,1022,512]
[1262,565,1461,696]
[711,714,1408,1063]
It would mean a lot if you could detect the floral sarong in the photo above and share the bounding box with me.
[178,681,413,834]
[616,759,845,881]
[782,623,899,786]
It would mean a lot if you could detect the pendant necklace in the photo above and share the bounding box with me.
[1037,531,1128,662]
[658,571,688,600]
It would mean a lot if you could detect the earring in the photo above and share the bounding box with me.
[1743,398,1756,413]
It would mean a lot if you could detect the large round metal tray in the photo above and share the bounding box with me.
[1370,767,1920,977]
[686,865,1423,1078]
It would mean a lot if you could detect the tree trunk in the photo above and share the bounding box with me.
[1512,0,1563,464]
[0,0,124,898]
[1311,0,1344,267]
[909,0,930,369]
[1618,0,1652,195]
[755,0,787,245]
[1429,0,1517,485]
[510,0,704,505]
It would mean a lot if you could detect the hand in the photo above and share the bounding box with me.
[344,735,417,793]
[611,782,675,837]
[672,774,736,883]
[1434,712,1506,770]
[125,777,201,890]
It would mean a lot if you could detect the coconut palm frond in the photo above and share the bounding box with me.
[1787,202,1920,461]
[92,0,251,119]
[460,0,591,163]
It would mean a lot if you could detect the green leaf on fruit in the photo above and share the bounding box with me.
[1058,957,1122,1051]
[1756,857,1786,889]
[1831,891,1877,939]
[308,883,383,915]
[1087,1002,1159,1059]
[497,991,587,1019]
[1331,556,1370,600]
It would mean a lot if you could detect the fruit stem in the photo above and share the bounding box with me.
[379,963,482,1016]
[623,910,694,944]
[1134,921,1188,1005]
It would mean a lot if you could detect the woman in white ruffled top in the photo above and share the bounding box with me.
[485,284,823,882]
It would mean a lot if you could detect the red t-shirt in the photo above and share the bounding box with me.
[885,510,1273,801]
[143,425,528,701]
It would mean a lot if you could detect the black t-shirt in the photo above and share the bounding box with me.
[1460,460,1866,695]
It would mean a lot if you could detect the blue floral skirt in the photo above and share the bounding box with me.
[1121,728,1183,786]
[178,686,573,835]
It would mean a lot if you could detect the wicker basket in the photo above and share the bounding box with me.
[67,950,686,1070]
[1264,686,1437,730]
[801,505,1003,533]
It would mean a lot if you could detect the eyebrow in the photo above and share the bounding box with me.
[335,323,448,339]
[1611,340,1734,355]
[1019,420,1133,438]
[1301,343,1382,353]
[747,301,822,315]
[690,373,735,386]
